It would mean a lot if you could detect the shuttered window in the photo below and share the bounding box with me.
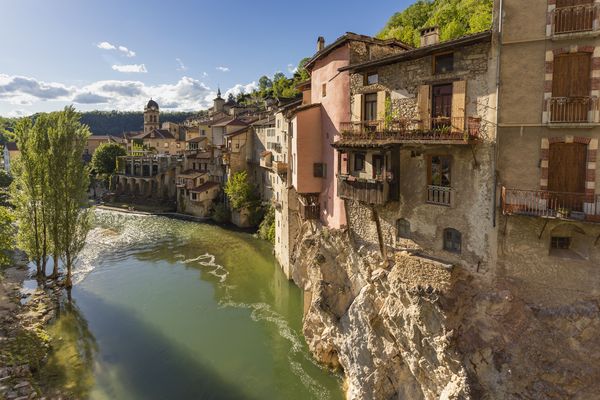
[364,94,378,121]
[552,53,591,97]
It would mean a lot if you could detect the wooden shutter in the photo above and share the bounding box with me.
[376,91,387,120]
[352,94,363,122]
[451,80,467,133]
[548,143,587,193]
[553,53,591,97]
[417,85,431,130]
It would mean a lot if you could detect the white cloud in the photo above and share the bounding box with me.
[287,64,298,74]
[201,72,208,78]
[112,64,148,73]
[176,58,188,71]
[216,66,230,72]
[97,41,136,57]
[224,82,258,98]
[0,73,252,113]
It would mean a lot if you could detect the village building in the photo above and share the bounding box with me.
[496,0,600,305]
[84,135,126,161]
[249,116,276,202]
[1,142,19,174]
[176,169,219,217]
[332,29,498,270]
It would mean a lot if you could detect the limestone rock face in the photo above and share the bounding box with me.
[292,227,600,400]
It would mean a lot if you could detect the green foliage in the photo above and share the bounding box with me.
[90,142,127,175]
[0,206,15,265]
[258,206,275,244]
[0,170,12,206]
[377,0,493,47]
[224,171,256,211]
[211,203,230,224]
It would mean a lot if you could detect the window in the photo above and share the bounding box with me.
[434,53,454,74]
[191,192,197,201]
[428,155,451,187]
[314,163,327,178]
[322,83,327,97]
[443,228,461,253]
[551,236,571,250]
[163,142,169,148]
[372,154,384,179]
[354,153,365,171]
[364,93,378,121]
[365,72,379,85]
[396,219,410,239]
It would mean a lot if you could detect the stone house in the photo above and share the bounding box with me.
[335,29,498,270]
[114,155,180,204]
[2,142,19,174]
[249,116,276,202]
[176,170,219,217]
[496,0,600,305]
[84,135,125,159]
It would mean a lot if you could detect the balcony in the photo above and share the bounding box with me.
[338,117,480,147]
[501,188,600,223]
[298,196,320,220]
[273,161,288,175]
[337,175,389,205]
[547,97,599,125]
[552,4,598,36]
[427,185,453,207]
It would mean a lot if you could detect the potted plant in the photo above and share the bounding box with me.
[556,207,570,219]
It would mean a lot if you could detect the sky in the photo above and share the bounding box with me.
[0,0,413,117]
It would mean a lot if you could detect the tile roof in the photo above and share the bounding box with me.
[190,181,220,193]
[131,129,177,140]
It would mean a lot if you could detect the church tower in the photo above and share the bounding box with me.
[213,87,225,115]
[144,99,160,133]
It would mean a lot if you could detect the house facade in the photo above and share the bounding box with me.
[497,0,600,305]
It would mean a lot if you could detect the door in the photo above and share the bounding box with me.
[552,53,591,122]
[548,142,587,211]
[432,84,453,130]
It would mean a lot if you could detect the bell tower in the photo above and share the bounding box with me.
[144,99,160,133]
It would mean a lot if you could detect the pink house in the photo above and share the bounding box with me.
[291,33,409,228]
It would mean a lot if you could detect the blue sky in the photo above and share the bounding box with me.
[0,0,412,116]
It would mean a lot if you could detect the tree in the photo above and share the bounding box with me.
[227,93,236,103]
[90,142,126,176]
[0,170,12,206]
[0,206,14,266]
[224,171,255,210]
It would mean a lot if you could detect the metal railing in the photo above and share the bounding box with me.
[548,96,599,123]
[502,187,600,222]
[427,185,453,206]
[337,176,388,205]
[553,4,598,35]
[339,117,480,142]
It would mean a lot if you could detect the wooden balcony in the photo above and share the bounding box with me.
[337,176,388,205]
[547,97,599,124]
[427,185,453,207]
[552,4,598,36]
[501,187,600,223]
[273,161,288,175]
[260,157,272,169]
[298,196,320,220]
[338,117,480,147]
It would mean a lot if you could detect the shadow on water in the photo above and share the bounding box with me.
[41,289,260,400]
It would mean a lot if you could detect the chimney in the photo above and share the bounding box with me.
[419,27,440,47]
[317,36,325,52]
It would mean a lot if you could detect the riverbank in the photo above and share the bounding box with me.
[0,254,64,399]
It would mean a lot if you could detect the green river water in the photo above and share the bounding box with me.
[41,209,344,400]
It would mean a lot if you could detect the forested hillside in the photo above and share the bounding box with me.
[378,0,493,47]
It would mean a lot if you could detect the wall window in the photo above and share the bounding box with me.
[365,72,379,85]
[313,163,327,178]
[191,192,197,201]
[364,93,378,121]
[372,154,384,179]
[551,236,571,250]
[322,83,327,97]
[354,153,365,172]
[434,53,454,74]
[443,228,461,253]
[428,155,451,187]
[396,219,410,239]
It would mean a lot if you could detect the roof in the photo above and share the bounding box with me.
[146,99,159,109]
[260,150,272,157]
[213,118,248,127]
[252,116,276,127]
[225,126,250,137]
[190,181,220,193]
[304,32,412,71]
[88,135,123,142]
[339,31,492,73]
[178,170,207,179]
[131,129,176,140]
[187,136,207,143]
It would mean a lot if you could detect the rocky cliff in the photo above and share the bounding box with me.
[290,225,600,400]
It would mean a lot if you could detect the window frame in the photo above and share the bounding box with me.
[354,153,366,172]
[443,228,462,253]
[433,52,455,75]
[364,71,379,85]
[396,218,411,239]
[427,155,452,187]
[364,93,378,121]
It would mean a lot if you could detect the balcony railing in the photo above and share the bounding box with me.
[552,4,598,35]
[548,96,599,124]
[339,117,480,143]
[273,161,288,175]
[501,187,600,223]
[299,202,320,220]
[337,176,388,205]
[427,185,453,206]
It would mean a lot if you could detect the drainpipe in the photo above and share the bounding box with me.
[492,0,504,229]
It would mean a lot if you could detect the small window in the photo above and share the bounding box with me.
[364,93,378,121]
[365,72,379,85]
[191,192,197,200]
[322,83,327,97]
[163,142,169,148]
[434,53,454,74]
[396,219,410,239]
[313,163,327,178]
[551,236,571,250]
[354,153,365,171]
[443,228,461,253]
[372,154,384,179]
[428,155,451,187]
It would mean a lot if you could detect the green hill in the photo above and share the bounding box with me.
[378,0,493,47]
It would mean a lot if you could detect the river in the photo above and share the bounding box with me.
[40,209,344,400]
